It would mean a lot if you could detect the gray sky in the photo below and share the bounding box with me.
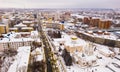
[0,0,119,8]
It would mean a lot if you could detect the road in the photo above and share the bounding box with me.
[37,14,59,72]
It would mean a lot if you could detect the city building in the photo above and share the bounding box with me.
[83,17,90,24]
[90,17,100,27]
[0,23,9,35]
[98,19,111,29]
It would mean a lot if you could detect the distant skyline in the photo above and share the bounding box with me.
[0,0,120,8]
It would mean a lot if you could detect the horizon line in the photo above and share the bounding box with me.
[0,7,119,9]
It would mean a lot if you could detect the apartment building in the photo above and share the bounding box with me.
[0,38,34,51]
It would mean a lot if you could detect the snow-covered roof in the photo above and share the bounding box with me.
[36,55,43,61]
[23,21,33,24]
[8,46,31,72]
[65,23,74,26]
[74,52,97,62]
[19,32,31,34]
[116,31,120,34]
[0,24,6,26]
[20,16,26,20]
[14,23,27,27]
[9,17,15,20]
[92,17,100,19]
[53,38,65,43]
[97,45,114,54]
[31,48,42,55]
[86,55,97,61]
[2,18,9,24]
[22,27,33,30]
[53,32,86,47]
[94,33,118,40]
[0,38,34,43]
[31,48,44,61]
[87,31,93,33]
[2,32,17,38]
[71,14,85,19]
[113,20,120,24]
[30,24,34,26]
[100,19,111,21]
[52,41,59,47]
[31,31,39,36]
[9,28,18,30]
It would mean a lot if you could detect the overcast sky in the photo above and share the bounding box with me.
[0,0,119,8]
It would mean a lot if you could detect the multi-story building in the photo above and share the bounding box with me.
[0,23,9,35]
[98,19,111,29]
[0,38,34,51]
[0,30,40,51]
[90,17,100,27]
[83,17,90,24]
[44,21,64,30]
[61,12,71,21]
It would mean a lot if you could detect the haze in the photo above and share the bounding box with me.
[0,0,120,8]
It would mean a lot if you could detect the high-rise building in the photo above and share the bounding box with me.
[90,17,100,27]
[83,17,90,24]
[98,20,111,29]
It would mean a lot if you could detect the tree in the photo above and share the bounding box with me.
[62,49,73,66]
[28,61,45,72]
[57,31,61,38]
[4,48,17,57]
